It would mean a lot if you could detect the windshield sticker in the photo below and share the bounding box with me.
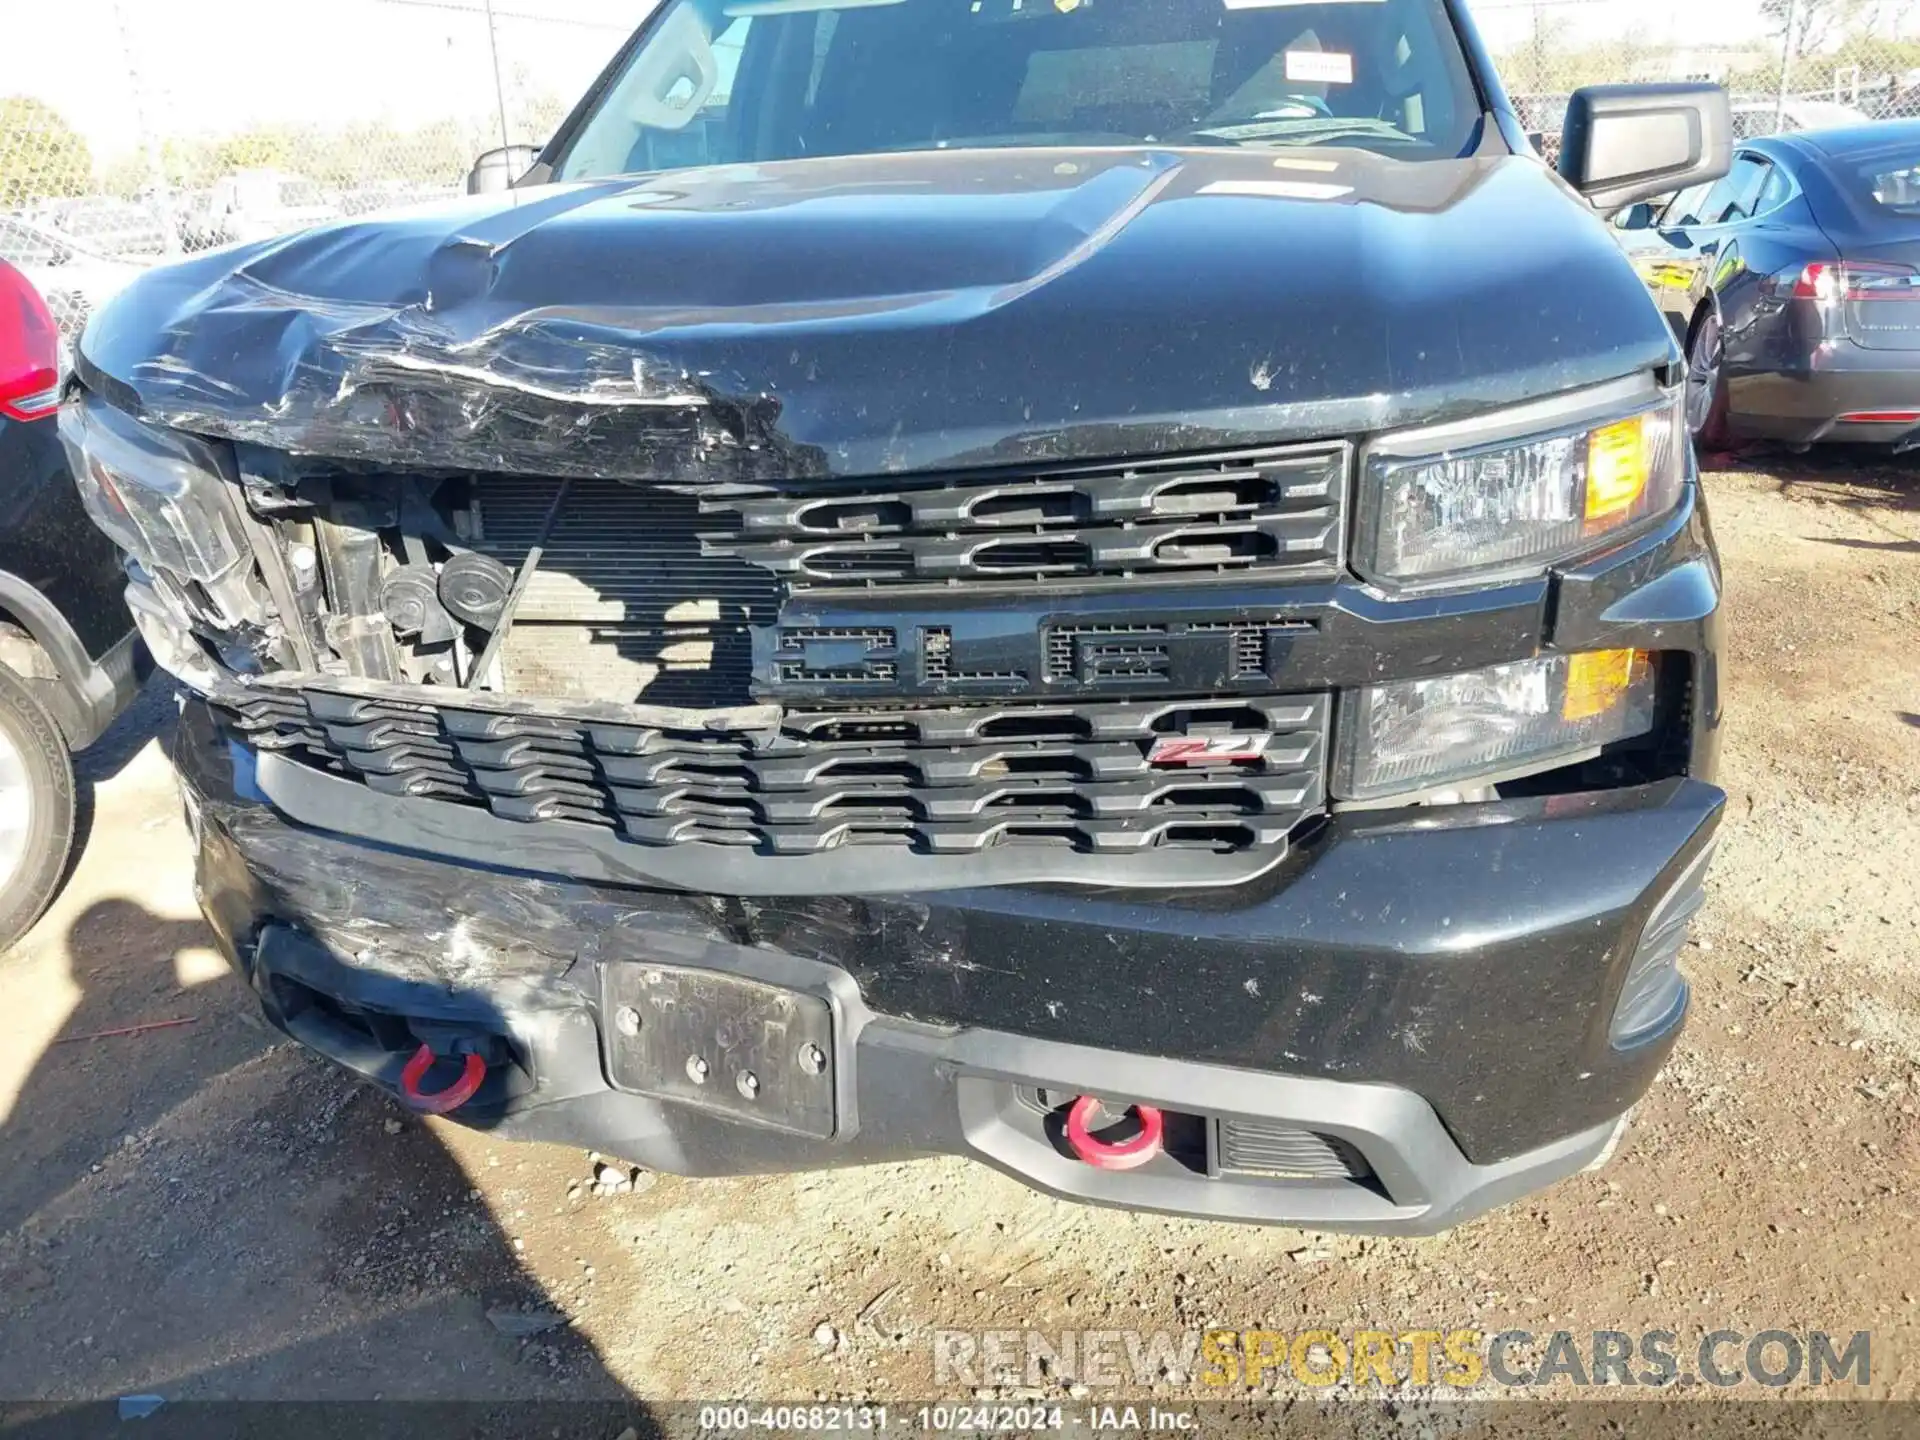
[1285,50,1354,84]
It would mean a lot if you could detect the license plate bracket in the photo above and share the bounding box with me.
[601,963,836,1139]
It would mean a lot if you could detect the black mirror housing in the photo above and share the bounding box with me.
[1557,84,1731,215]
[467,144,545,196]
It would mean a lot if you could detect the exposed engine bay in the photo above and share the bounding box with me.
[204,467,782,707]
[72,386,1366,888]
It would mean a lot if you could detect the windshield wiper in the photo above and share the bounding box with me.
[1168,116,1422,149]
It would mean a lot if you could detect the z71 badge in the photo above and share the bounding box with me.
[1146,734,1273,766]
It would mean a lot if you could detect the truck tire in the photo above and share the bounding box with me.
[0,664,76,958]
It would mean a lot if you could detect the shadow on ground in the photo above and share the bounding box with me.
[64,680,176,885]
[1752,442,1920,514]
[0,692,648,1421]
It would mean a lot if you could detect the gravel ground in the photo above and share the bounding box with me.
[0,451,1915,1415]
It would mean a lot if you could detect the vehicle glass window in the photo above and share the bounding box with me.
[1658,181,1714,227]
[1835,151,1920,215]
[1691,155,1767,227]
[804,8,839,106]
[1724,155,1771,220]
[1753,161,1794,216]
[552,0,1482,180]
[1014,39,1216,128]
[0,218,70,268]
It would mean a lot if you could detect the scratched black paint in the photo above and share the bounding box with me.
[78,148,1671,482]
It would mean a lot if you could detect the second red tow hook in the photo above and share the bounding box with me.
[399,1042,488,1115]
[1064,1095,1165,1171]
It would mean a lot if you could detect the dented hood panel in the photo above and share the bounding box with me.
[78,147,1672,480]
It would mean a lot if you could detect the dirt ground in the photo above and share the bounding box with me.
[1,450,1916,1414]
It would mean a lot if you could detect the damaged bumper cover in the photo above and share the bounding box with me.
[181,697,1720,1231]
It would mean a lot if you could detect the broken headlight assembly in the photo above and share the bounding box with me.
[60,392,273,679]
[1355,378,1686,591]
[1333,649,1659,802]
[59,392,251,587]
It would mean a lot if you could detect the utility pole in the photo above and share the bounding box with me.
[483,0,514,152]
[109,0,180,256]
[1775,0,1801,132]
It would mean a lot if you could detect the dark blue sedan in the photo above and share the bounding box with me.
[1615,118,1920,450]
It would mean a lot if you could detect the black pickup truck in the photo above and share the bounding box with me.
[65,0,1731,1230]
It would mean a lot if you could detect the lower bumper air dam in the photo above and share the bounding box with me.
[176,696,1722,1232]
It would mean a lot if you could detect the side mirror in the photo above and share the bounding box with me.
[1615,201,1658,231]
[1558,84,1731,215]
[467,144,543,196]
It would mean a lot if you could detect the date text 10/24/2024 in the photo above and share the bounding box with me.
[696,1406,1195,1432]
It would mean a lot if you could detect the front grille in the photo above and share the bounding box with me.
[469,479,780,707]
[217,688,1328,858]
[700,444,1346,589]
[1215,1119,1372,1181]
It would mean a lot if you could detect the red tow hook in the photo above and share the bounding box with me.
[1064,1095,1164,1171]
[399,1043,487,1115]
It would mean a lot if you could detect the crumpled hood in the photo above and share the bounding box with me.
[79,146,1673,482]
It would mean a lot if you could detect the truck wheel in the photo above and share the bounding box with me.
[0,664,76,957]
[1685,307,1730,450]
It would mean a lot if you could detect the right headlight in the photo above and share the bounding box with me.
[1355,378,1686,591]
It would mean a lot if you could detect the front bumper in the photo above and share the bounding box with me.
[178,696,1722,1233]
[64,630,149,752]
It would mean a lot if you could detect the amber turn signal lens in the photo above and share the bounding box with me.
[1562,648,1644,723]
[1584,417,1652,525]
[1334,650,1662,801]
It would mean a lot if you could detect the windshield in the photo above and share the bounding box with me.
[552,0,1482,181]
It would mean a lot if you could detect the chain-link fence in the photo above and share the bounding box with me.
[0,0,645,339]
[1480,0,1920,167]
[7,0,1920,326]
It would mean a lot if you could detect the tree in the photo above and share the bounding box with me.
[1492,30,1662,96]
[1761,0,1863,60]
[210,126,300,175]
[0,96,94,208]
[98,152,155,201]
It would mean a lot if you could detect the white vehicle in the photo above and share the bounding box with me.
[0,213,146,356]
[204,170,344,246]
[1729,98,1872,139]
